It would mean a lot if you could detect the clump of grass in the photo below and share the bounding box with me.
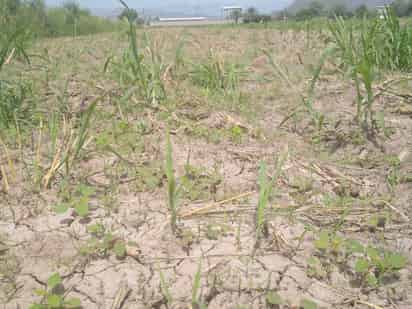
[0,25,31,130]
[190,49,242,94]
[42,100,97,188]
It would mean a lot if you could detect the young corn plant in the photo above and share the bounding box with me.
[158,266,173,308]
[165,131,180,234]
[191,260,206,309]
[327,8,412,132]
[255,154,286,249]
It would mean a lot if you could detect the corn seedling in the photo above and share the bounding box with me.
[327,8,412,131]
[158,266,173,308]
[191,260,205,309]
[165,131,179,234]
[255,154,286,248]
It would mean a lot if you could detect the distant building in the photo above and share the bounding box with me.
[158,17,207,22]
[222,6,242,19]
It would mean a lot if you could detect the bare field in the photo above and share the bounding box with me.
[1,24,412,309]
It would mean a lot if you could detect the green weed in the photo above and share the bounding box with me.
[313,230,407,287]
[80,223,127,259]
[30,272,82,309]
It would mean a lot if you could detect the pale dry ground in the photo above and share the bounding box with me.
[0,26,411,309]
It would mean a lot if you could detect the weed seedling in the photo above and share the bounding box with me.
[30,272,81,309]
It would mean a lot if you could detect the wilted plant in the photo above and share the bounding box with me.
[42,100,97,188]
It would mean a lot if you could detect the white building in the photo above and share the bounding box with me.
[222,6,242,19]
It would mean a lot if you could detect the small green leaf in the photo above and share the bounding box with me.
[387,253,407,270]
[75,197,89,217]
[366,273,378,286]
[55,203,69,214]
[314,231,330,250]
[47,294,62,308]
[345,239,364,254]
[87,223,104,235]
[34,288,47,296]
[113,241,126,258]
[47,273,62,289]
[307,257,319,266]
[355,258,369,273]
[65,297,82,308]
[301,299,318,309]
[366,247,380,261]
[29,304,44,309]
[266,291,282,305]
[78,184,95,197]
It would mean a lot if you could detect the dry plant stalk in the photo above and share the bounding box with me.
[0,136,16,193]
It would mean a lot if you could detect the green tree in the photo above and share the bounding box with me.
[230,9,242,24]
[63,0,81,36]
[392,0,412,16]
[295,1,325,20]
[354,5,370,18]
[329,4,350,18]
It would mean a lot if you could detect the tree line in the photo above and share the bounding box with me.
[0,0,121,38]
[283,0,412,20]
[230,0,412,24]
